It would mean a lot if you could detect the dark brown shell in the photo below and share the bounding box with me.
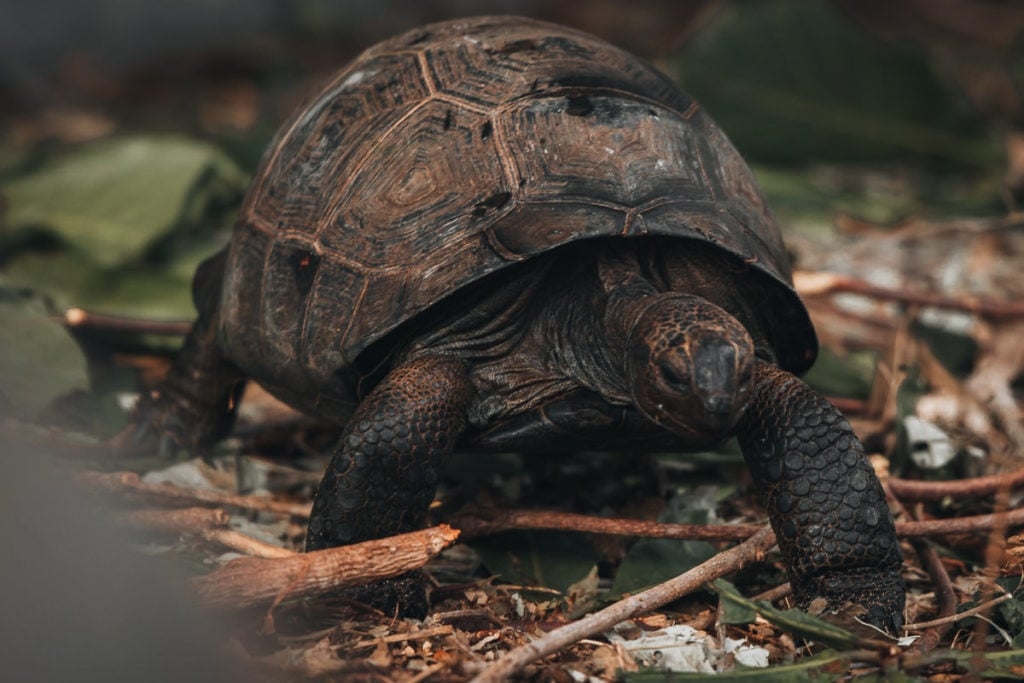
[218,15,816,414]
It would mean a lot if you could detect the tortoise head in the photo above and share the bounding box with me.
[626,294,756,439]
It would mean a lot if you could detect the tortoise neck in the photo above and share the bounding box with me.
[597,247,664,343]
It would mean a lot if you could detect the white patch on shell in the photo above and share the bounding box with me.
[340,69,374,90]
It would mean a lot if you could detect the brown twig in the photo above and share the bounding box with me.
[454,505,1024,543]
[883,484,957,652]
[904,593,1013,631]
[794,270,1024,320]
[115,506,295,558]
[204,529,297,559]
[116,506,230,533]
[191,525,460,610]
[79,470,312,519]
[62,307,192,335]
[452,507,762,541]
[888,466,1024,502]
[468,526,777,683]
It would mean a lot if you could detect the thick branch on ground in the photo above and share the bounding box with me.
[79,470,311,518]
[794,270,1024,320]
[452,507,761,541]
[469,526,776,683]
[191,525,459,610]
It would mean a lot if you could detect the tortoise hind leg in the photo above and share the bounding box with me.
[306,356,473,617]
[737,361,904,633]
[120,250,246,454]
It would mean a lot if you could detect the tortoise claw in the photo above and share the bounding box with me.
[800,568,905,637]
[110,387,224,457]
[337,572,429,619]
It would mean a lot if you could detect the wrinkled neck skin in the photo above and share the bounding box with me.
[597,249,758,441]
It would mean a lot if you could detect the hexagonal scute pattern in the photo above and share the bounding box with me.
[219,15,811,411]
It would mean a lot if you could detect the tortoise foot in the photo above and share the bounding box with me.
[798,568,905,635]
[113,384,235,456]
[341,572,430,619]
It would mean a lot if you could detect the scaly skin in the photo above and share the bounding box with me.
[738,361,904,631]
[304,356,473,616]
[120,251,245,455]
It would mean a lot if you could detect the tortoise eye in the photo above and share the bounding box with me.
[658,361,689,391]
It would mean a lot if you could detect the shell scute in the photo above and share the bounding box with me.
[218,16,816,419]
[319,98,512,270]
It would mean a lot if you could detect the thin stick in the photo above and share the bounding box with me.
[453,508,761,541]
[116,506,230,533]
[79,471,312,519]
[63,308,192,335]
[468,526,776,683]
[204,529,296,559]
[888,466,1024,502]
[794,270,1024,320]
[116,506,295,558]
[884,484,957,652]
[453,505,1024,543]
[904,593,1013,631]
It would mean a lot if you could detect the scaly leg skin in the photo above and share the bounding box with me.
[738,361,904,633]
[305,356,473,618]
[119,250,245,455]
[128,314,246,454]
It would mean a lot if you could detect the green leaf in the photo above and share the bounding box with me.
[672,0,998,167]
[1,248,199,317]
[611,537,717,597]
[473,531,601,594]
[612,499,717,596]
[712,579,860,650]
[0,287,89,418]
[2,135,245,268]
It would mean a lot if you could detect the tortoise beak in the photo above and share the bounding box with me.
[698,391,744,432]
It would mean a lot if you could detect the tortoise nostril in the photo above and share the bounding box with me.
[703,393,734,415]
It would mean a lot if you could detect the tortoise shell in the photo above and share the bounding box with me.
[217,15,816,420]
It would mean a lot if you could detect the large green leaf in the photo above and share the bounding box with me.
[0,287,89,419]
[2,135,245,268]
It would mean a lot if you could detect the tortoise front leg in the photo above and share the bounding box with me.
[737,361,904,632]
[122,250,246,454]
[305,356,473,617]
